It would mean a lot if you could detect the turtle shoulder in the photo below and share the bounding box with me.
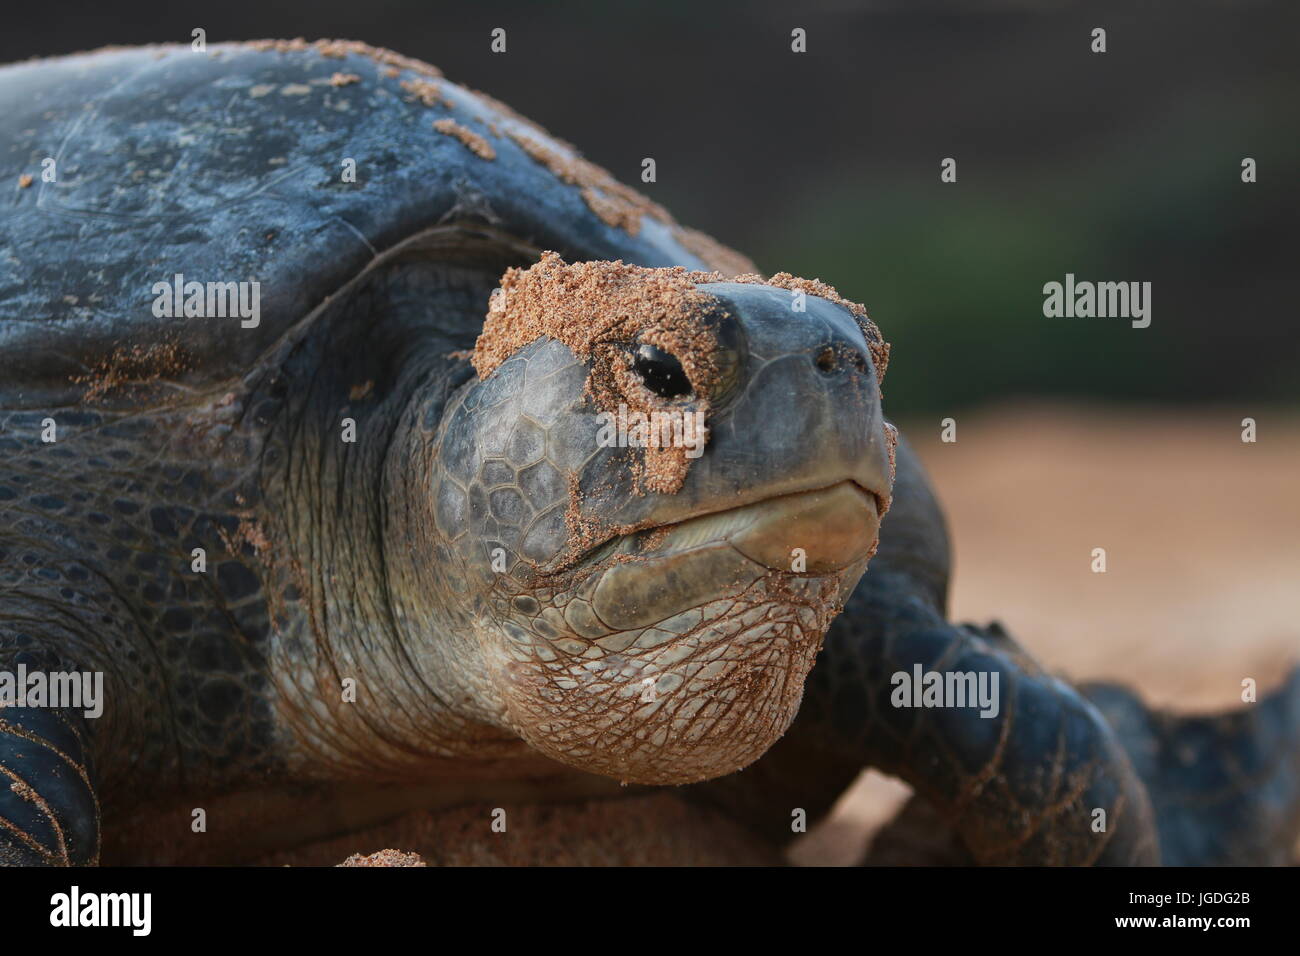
[0,39,752,408]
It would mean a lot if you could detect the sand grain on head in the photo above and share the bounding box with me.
[473,253,726,496]
[432,119,496,160]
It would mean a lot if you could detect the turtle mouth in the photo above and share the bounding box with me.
[585,481,883,633]
[641,480,881,570]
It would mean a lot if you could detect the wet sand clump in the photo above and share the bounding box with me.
[433,118,496,160]
[243,38,444,78]
[337,848,427,867]
[400,77,447,108]
[475,253,723,497]
[72,341,192,404]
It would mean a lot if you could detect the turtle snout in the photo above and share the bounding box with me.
[590,281,893,532]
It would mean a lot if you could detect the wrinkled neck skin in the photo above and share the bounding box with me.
[380,374,523,745]
[258,262,534,783]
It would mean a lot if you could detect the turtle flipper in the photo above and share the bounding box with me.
[1082,671,1300,865]
[790,573,1161,864]
[0,644,100,866]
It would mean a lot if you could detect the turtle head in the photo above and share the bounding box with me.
[407,258,893,784]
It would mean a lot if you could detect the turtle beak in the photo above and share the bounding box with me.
[726,481,880,572]
[588,481,880,632]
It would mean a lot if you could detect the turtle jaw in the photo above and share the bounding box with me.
[490,575,847,785]
[483,480,884,786]
[586,480,882,633]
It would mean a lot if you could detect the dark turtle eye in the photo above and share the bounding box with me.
[631,344,692,399]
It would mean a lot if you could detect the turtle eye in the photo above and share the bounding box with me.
[631,344,692,399]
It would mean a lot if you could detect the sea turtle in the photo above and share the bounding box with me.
[0,40,1296,867]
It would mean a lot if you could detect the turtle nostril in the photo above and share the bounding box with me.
[815,347,838,374]
[632,344,692,399]
[815,346,868,375]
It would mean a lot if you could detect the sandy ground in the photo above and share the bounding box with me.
[267,794,781,867]
[284,406,1297,866]
[792,405,1300,864]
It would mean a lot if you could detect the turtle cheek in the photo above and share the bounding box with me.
[424,340,593,584]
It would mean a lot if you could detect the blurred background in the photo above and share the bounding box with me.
[6,0,1298,413]
[7,0,1297,863]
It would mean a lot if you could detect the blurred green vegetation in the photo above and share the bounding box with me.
[752,107,1300,417]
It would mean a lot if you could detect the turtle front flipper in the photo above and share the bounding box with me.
[751,574,1161,864]
[1082,670,1300,865]
[0,644,100,866]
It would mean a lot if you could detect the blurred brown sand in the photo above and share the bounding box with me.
[792,405,1300,865]
[265,794,781,867]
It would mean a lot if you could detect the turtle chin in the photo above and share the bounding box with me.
[487,483,880,785]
